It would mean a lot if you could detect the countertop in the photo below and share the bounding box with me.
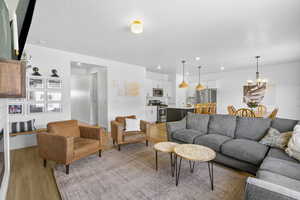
[167,105,195,109]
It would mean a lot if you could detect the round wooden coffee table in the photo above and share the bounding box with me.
[154,142,179,177]
[174,144,216,190]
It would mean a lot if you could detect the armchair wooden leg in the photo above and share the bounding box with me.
[66,165,70,175]
[118,144,121,151]
[43,159,47,168]
[113,139,115,145]
[146,140,149,146]
[99,150,102,157]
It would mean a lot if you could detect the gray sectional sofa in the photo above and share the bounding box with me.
[167,112,300,200]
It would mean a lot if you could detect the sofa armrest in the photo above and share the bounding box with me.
[37,133,74,164]
[79,125,105,146]
[245,177,300,200]
[111,120,124,143]
[166,117,186,141]
[140,120,151,138]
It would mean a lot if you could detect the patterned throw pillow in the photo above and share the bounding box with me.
[259,127,292,149]
[10,119,36,133]
[286,125,300,161]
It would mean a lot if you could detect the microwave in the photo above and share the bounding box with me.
[153,88,163,97]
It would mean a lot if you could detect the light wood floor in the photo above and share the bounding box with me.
[7,123,167,200]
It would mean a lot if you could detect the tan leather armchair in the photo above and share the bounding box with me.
[110,115,151,151]
[37,120,105,174]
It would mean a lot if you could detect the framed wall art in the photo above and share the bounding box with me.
[28,77,44,89]
[28,91,45,101]
[47,103,62,113]
[47,79,62,89]
[47,92,62,101]
[8,104,24,115]
[28,103,45,114]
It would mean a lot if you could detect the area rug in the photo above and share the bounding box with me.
[54,143,247,200]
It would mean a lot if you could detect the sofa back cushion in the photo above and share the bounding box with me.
[48,120,80,137]
[208,114,237,138]
[187,112,210,133]
[271,118,299,133]
[235,117,272,141]
[116,115,136,126]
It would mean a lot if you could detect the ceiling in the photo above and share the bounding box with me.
[27,0,300,74]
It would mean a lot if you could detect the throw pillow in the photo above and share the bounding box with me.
[125,118,141,132]
[10,119,36,133]
[259,127,292,149]
[286,125,300,161]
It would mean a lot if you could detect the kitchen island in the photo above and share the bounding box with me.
[166,106,195,122]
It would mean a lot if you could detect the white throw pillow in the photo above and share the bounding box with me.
[286,124,300,161]
[125,118,141,132]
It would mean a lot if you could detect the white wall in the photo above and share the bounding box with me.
[0,99,9,200]
[9,44,146,149]
[179,61,300,120]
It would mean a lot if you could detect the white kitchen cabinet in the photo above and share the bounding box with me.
[164,81,173,98]
[145,106,157,123]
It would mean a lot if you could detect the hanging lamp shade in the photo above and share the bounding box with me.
[179,81,189,88]
[196,66,205,91]
[179,60,189,88]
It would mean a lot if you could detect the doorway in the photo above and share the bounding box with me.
[70,62,108,128]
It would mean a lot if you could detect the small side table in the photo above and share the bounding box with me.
[154,142,179,177]
[174,144,216,190]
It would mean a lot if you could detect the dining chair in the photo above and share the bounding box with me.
[255,105,267,117]
[235,108,256,117]
[268,108,279,119]
[227,105,236,115]
[194,104,202,114]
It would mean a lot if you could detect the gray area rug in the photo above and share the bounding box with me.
[54,143,247,200]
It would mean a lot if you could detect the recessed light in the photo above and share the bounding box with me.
[195,57,200,61]
[157,65,161,70]
[77,62,82,66]
[186,72,190,75]
[220,66,225,71]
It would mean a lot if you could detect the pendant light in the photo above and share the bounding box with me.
[196,66,205,91]
[247,56,267,86]
[179,60,189,88]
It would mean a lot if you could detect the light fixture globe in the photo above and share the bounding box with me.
[130,20,143,34]
[196,83,205,91]
[179,81,189,88]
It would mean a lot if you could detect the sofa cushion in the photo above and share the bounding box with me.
[271,118,299,133]
[267,147,299,163]
[208,114,237,138]
[187,113,210,133]
[194,134,231,152]
[221,139,269,165]
[74,137,99,158]
[256,170,300,192]
[259,128,292,149]
[260,157,300,181]
[235,117,272,141]
[172,129,204,143]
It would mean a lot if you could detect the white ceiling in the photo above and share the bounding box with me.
[27,0,300,74]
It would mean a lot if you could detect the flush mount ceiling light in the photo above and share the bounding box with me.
[179,60,189,88]
[196,66,205,91]
[195,57,200,61]
[130,20,143,34]
[157,65,161,70]
[220,66,225,71]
